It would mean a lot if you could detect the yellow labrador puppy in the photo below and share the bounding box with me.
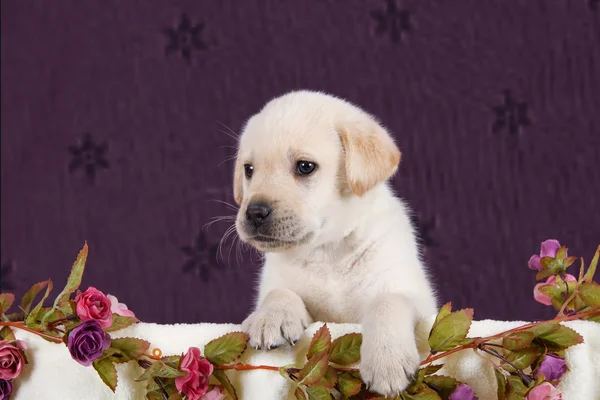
[234,91,437,396]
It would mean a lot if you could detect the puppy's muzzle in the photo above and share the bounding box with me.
[245,202,272,228]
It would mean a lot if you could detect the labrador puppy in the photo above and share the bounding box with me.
[234,90,437,396]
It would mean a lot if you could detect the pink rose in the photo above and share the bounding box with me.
[203,386,226,400]
[526,382,562,400]
[107,294,136,318]
[75,287,113,328]
[533,274,576,306]
[529,240,562,271]
[0,340,27,380]
[175,347,214,400]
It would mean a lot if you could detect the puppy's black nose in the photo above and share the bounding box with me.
[246,202,272,227]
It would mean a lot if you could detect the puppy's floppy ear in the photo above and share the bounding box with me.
[338,116,401,196]
[233,153,244,205]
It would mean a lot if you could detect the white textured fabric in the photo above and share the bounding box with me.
[11,319,600,400]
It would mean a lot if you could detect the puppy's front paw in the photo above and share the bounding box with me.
[242,307,309,350]
[360,338,420,397]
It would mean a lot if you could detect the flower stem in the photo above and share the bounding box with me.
[0,321,63,343]
[215,363,280,371]
[479,345,533,385]
[154,377,169,400]
[47,314,79,328]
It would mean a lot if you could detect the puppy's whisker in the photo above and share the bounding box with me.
[208,199,239,212]
[218,155,237,167]
[203,215,236,230]
[218,224,237,264]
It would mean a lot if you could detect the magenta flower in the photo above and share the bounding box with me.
[533,274,576,306]
[67,320,111,366]
[449,383,479,400]
[529,240,562,271]
[107,294,136,318]
[526,382,562,400]
[534,354,567,381]
[175,347,214,400]
[75,287,113,328]
[0,378,12,400]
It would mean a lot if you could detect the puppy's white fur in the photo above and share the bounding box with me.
[234,91,437,396]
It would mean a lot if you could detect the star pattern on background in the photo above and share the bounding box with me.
[0,260,15,292]
[590,0,598,11]
[410,215,438,248]
[68,133,109,183]
[370,0,412,43]
[181,230,219,282]
[163,13,208,63]
[491,90,531,136]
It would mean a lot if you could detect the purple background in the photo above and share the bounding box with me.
[1,0,599,324]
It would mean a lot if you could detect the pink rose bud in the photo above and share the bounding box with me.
[175,347,214,400]
[528,239,562,271]
[533,274,576,306]
[75,287,113,328]
[534,354,567,381]
[202,386,226,400]
[107,294,136,318]
[449,383,478,400]
[526,382,562,400]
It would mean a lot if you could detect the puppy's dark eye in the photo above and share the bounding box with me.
[244,164,254,179]
[296,161,317,176]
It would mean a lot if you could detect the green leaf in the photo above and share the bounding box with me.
[422,364,444,376]
[525,322,560,337]
[503,332,535,351]
[306,385,331,400]
[433,302,453,327]
[167,393,183,400]
[539,284,568,311]
[533,324,584,351]
[20,281,51,314]
[319,366,337,389]
[294,387,307,400]
[136,360,186,382]
[338,372,362,397]
[583,245,599,283]
[161,355,182,369]
[428,308,474,352]
[504,347,540,371]
[0,326,16,341]
[213,369,238,400]
[105,314,140,332]
[204,332,248,365]
[307,324,332,360]
[25,280,53,327]
[329,333,362,365]
[105,338,150,364]
[505,375,528,400]
[494,369,506,400]
[402,388,442,400]
[93,358,118,392]
[53,242,88,308]
[299,353,329,386]
[0,293,15,315]
[579,282,600,309]
[422,375,457,398]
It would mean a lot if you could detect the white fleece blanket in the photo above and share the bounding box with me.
[11,319,600,400]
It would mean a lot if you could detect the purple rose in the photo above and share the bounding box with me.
[528,239,562,271]
[67,320,111,366]
[534,354,567,381]
[449,383,479,400]
[0,378,12,400]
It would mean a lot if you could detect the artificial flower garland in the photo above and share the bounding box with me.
[0,240,599,400]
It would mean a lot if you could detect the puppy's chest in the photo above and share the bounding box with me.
[285,263,364,323]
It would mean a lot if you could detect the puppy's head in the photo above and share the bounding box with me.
[233,91,401,252]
